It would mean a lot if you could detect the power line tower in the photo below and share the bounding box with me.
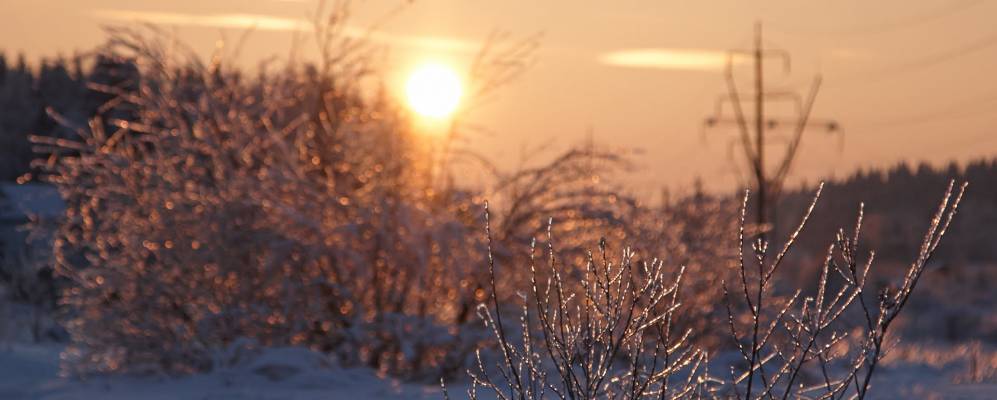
[704,22,840,240]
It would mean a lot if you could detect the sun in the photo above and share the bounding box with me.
[405,63,462,119]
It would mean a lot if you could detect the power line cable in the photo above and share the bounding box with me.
[826,30,997,87]
[768,0,983,37]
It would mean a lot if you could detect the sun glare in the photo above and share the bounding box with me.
[405,63,462,119]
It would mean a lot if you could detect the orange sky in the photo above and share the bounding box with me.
[2,0,996,197]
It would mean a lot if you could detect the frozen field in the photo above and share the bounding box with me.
[1,343,994,399]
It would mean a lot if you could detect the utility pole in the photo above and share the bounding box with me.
[753,23,766,235]
[704,22,840,240]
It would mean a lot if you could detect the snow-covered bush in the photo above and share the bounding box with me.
[463,182,966,399]
[630,193,740,349]
[31,22,476,376]
[30,12,641,379]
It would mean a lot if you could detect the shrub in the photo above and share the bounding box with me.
[33,13,639,379]
[459,182,966,399]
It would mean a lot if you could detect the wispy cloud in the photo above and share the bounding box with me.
[600,48,744,71]
[94,9,310,32]
[92,9,476,52]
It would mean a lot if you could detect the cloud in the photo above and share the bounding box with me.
[94,9,310,32]
[92,9,477,52]
[599,48,744,71]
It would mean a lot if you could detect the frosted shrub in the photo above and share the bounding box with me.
[461,182,966,399]
[32,15,636,379]
[32,23,481,376]
[630,194,740,349]
[445,205,708,400]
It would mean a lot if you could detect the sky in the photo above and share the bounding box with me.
[2,0,996,198]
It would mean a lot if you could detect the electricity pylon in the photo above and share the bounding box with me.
[704,22,840,239]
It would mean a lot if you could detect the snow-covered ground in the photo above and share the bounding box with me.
[0,344,446,400]
[1,343,995,399]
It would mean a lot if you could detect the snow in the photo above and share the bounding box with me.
[0,343,994,399]
[0,183,64,222]
[0,344,447,400]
